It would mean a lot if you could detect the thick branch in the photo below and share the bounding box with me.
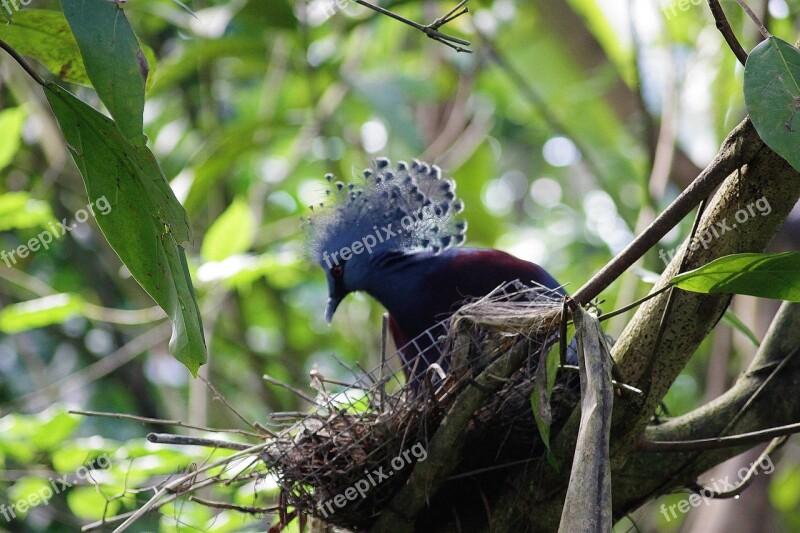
[485,115,800,531]
[614,302,800,510]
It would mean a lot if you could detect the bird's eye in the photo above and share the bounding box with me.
[330,264,344,279]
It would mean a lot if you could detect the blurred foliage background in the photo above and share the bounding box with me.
[1,0,800,531]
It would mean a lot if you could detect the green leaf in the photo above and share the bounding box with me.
[8,477,52,514]
[67,486,120,520]
[0,191,54,231]
[0,409,80,455]
[52,439,115,472]
[170,0,196,18]
[530,383,551,451]
[530,325,573,451]
[744,36,800,173]
[772,466,800,512]
[0,294,84,333]
[32,410,80,449]
[201,198,256,262]
[60,0,147,143]
[0,106,27,169]
[721,309,760,347]
[45,83,206,374]
[140,41,158,93]
[0,10,90,85]
[671,252,800,302]
[233,0,294,30]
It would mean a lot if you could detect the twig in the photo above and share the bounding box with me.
[146,433,254,451]
[0,38,47,86]
[734,0,771,39]
[639,421,800,451]
[68,409,263,440]
[269,411,307,420]
[350,0,472,53]
[380,313,389,407]
[82,476,221,531]
[571,118,761,306]
[0,266,166,324]
[719,345,800,435]
[112,442,271,532]
[309,368,369,390]
[446,457,537,481]
[597,284,672,322]
[688,437,785,498]
[262,373,318,405]
[188,495,277,514]
[197,375,274,435]
[559,365,643,395]
[707,0,749,65]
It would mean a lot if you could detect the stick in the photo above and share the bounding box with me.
[146,433,253,451]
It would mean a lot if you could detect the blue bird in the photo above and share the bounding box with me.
[306,158,566,384]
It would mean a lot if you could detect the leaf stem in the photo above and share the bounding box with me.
[734,0,771,40]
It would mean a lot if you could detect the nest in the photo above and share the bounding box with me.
[262,282,580,531]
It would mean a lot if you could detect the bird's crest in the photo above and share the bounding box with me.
[305,158,467,265]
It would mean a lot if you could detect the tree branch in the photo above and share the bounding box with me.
[707,0,749,66]
[571,118,764,305]
[482,115,800,531]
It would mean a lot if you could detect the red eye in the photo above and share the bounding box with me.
[330,264,344,279]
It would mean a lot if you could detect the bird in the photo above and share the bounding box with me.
[305,158,567,386]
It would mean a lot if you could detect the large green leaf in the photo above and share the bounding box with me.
[744,36,800,173]
[60,0,147,143]
[671,252,800,302]
[44,83,205,374]
[0,10,90,85]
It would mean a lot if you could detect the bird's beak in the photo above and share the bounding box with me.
[325,296,343,324]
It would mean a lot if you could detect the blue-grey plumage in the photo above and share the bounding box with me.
[305,158,567,383]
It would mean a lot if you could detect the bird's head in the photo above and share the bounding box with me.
[304,158,467,323]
